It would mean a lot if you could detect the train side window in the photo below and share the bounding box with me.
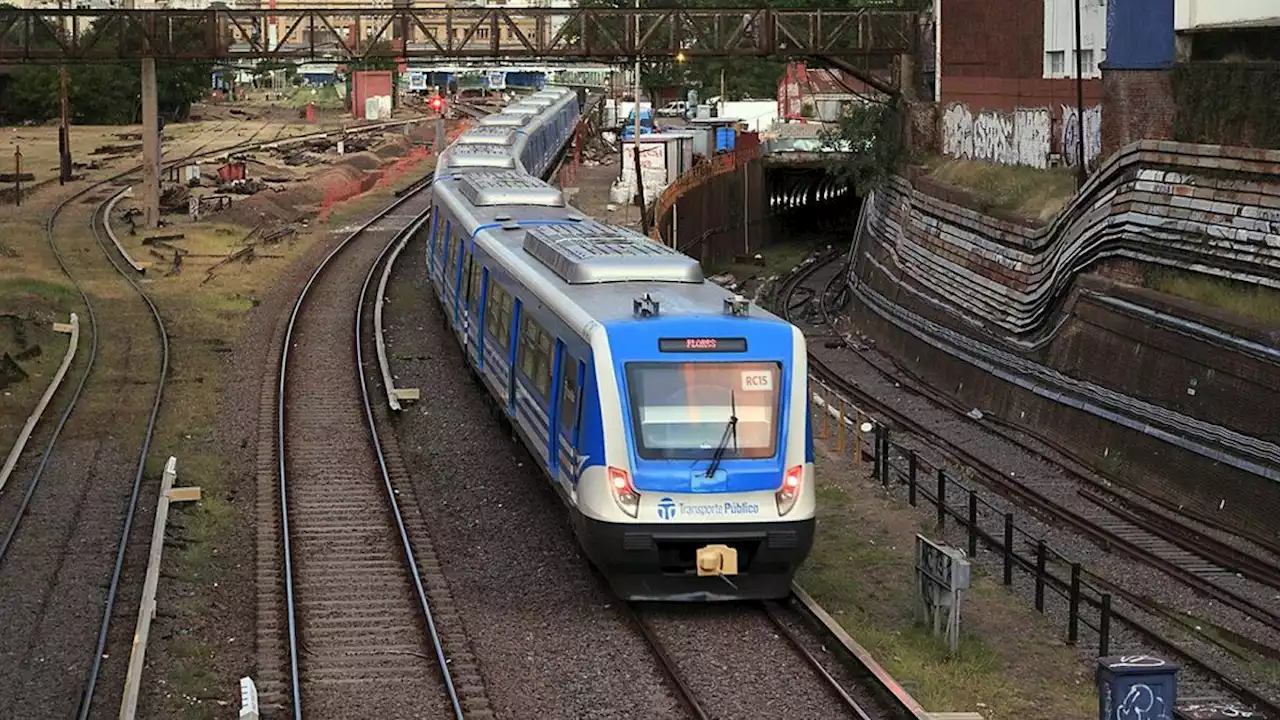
[518,314,553,400]
[466,256,483,314]
[486,283,514,350]
[436,219,451,272]
[558,359,578,433]
[484,282,503,345]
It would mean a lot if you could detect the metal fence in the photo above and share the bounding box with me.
[811,380,1116,657]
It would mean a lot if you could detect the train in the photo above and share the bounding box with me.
[420,86,815,601]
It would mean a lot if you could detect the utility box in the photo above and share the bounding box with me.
[1096,656,1178,720]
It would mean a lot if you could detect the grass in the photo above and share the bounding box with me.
[1145,267,1280,327]
[920,155,1078,224]
[797,447,1095,718]
[287,84,345,111]
[704,233,831,280]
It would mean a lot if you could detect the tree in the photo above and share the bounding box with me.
[818,99,905,193]
[0,11,211,124]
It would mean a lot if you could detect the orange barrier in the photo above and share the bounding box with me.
[317,120,471,222]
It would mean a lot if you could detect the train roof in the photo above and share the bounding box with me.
[456,126,520,146]
[435,172,785,333]
[479,113,532,127]
[439,144,519,171]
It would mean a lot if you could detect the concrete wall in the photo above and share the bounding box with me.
[1175,0,1280,30]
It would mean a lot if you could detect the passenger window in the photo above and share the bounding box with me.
[517,314,553,399]
[559,360,578,432]
[467,257,483,315]
[436,219,450,270]
[485,283,515,350]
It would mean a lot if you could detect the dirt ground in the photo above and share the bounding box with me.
[0,110,459,718]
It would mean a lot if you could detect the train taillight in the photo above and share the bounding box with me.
[776,465,803,516]
[608,466,640,518]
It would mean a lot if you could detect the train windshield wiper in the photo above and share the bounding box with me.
[705,391,738,479]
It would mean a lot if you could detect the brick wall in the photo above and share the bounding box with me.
[938,0,1104,167]
[845,138,1280,534]
[1101,69,1174,160]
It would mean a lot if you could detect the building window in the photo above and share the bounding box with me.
[1046,50,1065,77]
[1077,49,1094,75]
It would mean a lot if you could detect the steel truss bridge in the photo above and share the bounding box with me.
[0,7,915,62]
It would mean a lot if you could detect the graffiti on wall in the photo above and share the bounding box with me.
[941,103,1052,169]
[1061,104,1103,169]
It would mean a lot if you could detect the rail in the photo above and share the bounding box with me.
[0,313,78,494]
[789,585,931,720]
[277,177,462,718]
[119,456,201,720]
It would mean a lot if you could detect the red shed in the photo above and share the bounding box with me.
[351,70,395,120]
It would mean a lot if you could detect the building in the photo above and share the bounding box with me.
[935,0,1105,169]
[1103,0,1280,157]
[776,62,890,124]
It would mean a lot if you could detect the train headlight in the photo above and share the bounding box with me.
[776,465,803,517]
[608,466,640,518]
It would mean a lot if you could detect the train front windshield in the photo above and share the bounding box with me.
[625,362,782,461]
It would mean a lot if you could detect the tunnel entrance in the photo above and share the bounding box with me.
[764,164,861,236]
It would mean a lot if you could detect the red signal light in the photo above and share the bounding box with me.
[428,95,444,112]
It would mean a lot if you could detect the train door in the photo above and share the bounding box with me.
[506,298,522,417]
[427,213,443,279]
[556,354,585,498]
[463,253,483,364]
[436,221,452,304]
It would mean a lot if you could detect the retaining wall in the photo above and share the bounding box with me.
[848,138,1280,540]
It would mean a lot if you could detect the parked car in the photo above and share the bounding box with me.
[619,108,659,139]
[655,100,688,117]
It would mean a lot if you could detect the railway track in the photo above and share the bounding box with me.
[0,116,439,717]
[264,176,493,718]
[617,587,926,719]
[776,249,1280,719]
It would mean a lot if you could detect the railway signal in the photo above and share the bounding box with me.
[428,94,445,114]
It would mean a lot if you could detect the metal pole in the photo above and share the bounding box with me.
[59,65,71,184]
[633,0,648,234]
[13,147,21,207]
[1073,0,1087,188]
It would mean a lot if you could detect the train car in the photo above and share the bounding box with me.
[421,89,814,602]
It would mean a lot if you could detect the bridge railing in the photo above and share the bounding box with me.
[0,7,916,61]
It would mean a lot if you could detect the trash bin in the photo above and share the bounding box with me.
[1096,655,1178,720]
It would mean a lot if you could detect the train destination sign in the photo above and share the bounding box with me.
[658,338,748,353]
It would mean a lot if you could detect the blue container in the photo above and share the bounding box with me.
[1096,655,1178,720]
[715,126,736,153]
[1105,0,1174,69]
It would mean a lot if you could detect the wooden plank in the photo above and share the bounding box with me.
[0,314,79,494]
[376,211,433,412]
[119,456,178,720]
[166,486,201,503]
[392,387,421,402]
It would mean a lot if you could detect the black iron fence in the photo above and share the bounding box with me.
[811,381,1115,656]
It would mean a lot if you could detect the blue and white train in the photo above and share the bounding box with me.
[420,87,815,601]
